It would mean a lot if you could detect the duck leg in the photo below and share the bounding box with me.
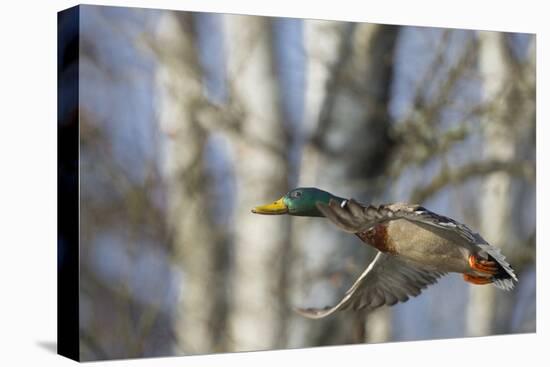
[463,274,493,285]
[468,254,498,274]
[463,254,499,285]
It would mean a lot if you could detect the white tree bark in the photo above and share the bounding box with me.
[154,12,217,354]
[223,15,290,351]
[292,22,398,345]
[287,19,349,347]
[467,31,515,337]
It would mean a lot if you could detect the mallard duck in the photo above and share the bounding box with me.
[252,187,517,319]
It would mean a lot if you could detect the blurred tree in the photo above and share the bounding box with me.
[293,22,399,345]
[76,6,536,359]
[222,15,292,351]
[79,7,174,360]
[154,12,223,354]
[467,31,509,337]
[467,31,536,336]
[287,19,347,348]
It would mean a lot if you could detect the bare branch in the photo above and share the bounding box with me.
[194,102,289,159]
[310,23,356,150]
[410,29,452,110]
[410,159,535,203]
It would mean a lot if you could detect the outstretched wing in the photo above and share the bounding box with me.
[316,199,394,233]
[316,199,517,290]
[316,199,474,238]
[295,252,445,319]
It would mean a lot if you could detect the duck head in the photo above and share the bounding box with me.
[251,187,346,217]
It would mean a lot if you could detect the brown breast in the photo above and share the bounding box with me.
[356,223,396,254]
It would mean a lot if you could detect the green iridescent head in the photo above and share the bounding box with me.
[251,187,345,217]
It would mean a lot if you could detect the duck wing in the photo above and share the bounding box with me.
[316,199,470,236]
[316,199,517,290]
[400,206,518,289]
[295,251,445,319]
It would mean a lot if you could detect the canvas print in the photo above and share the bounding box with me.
[57,4,536,361]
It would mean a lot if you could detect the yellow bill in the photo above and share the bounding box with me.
[251,197,288,215]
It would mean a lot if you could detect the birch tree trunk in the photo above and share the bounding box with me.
[467,31,518,337]
[287,20,348,347]
[154,12,218,354]
[224,15,291,351]
[292,22,398,346]
[467,31,536,336]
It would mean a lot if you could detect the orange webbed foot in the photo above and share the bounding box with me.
[468,254,498,275]
[463,273,493,285]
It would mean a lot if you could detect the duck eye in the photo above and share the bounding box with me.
[291,191,302,199]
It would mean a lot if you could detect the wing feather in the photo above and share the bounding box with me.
[295,252,444,319]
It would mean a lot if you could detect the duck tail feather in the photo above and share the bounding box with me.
[477,244,518,290]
